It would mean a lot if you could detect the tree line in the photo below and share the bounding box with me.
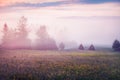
[0,16,120,51]
[0,16,58,50]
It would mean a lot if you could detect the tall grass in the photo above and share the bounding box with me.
[0,50,120,80]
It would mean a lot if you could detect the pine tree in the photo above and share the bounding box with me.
[2,23,11,49]
[89,44,95,51]
[17,16,28,39]
[78,44,84,50]
[2,23,23,49]
[15,16,31,49]
[112,40,120,51]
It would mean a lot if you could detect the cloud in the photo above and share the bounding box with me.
[72,0,120,4]
[1,0,120,8]
[0,0,66,7]
[60,16,120,19]
[44,3,120,17]
[0,2,120,46]
[10,1,66,8]
[0,2,120,17]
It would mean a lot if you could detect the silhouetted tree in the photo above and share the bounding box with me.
[78,44,84,50]
[35,25,58,50]
[112,40,120,51]
[59,42,65,50]
[89,44,95,51]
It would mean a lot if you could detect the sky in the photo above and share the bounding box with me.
[0,0,120,48]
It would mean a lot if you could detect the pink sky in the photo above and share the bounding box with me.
[0,0,120,47]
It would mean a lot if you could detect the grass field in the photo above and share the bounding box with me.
[0,50,120,80]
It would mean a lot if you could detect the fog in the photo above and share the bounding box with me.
[0,2,120,48]
[0,16,120,48]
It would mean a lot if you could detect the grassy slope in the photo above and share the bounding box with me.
[0,50,120,80]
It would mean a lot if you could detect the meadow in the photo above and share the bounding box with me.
[0,50,120,80]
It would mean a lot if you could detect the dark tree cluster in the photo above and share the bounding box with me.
[112,40,120,51]
[78,44,84,50]
[78,44,95,51]
[89,45,95,50]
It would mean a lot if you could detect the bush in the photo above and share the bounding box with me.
[112,40,120,51]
